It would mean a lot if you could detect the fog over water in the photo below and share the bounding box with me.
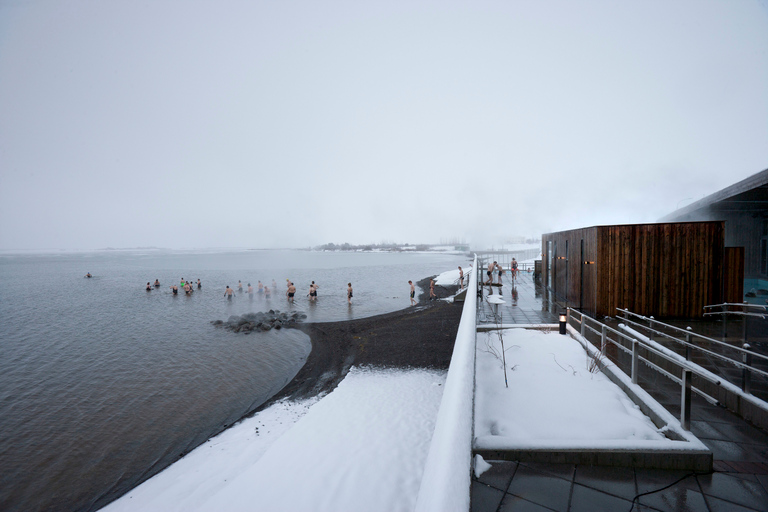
[1,0,767,248]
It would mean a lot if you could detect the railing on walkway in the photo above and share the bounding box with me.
[475,248,539,269]
[617,308,768,396]
[703,302,767,342]
[568,308,700,430]
[415,255,478,512]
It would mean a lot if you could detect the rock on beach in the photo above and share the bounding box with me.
[211,310,307,334]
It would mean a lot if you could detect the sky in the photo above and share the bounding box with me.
[1,0,767,250]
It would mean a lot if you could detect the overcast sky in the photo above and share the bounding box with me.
[1,0,767,250]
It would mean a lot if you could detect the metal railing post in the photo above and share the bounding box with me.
[685,332,692,361]
[722,307,727,341]
[743,343,752,395]
[600,324,607,356]
[681,369,692,431]
[648,317,655,341]
[631,340,639,385]
[580,316,586,338]
[742,304,748,345]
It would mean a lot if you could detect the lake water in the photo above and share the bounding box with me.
[0,249,468,512]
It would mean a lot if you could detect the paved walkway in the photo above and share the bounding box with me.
[477,271,559,326]
[470,275,768,512]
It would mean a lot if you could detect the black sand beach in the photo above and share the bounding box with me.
[248,277,462,410]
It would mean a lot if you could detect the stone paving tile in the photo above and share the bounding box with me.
[477,460,518,492]
[497,494,557,512]
[505,464,572,512]
[637,485,710,512]
[471,480,507,512]
[704,494,765,512]
[691,420,734,441]
[721,461,768,475]
[708,421,768,447]
[518,462,575,482]
[693,471,768,511]
[568,483,635,512]
[705,440,768,464]
[634,468,698,496]
[573,465,636,501]
[755,474,768,496]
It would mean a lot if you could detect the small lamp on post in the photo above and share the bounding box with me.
[559,312,567,335]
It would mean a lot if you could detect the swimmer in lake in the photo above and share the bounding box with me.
[409,280,416,306]
[430,278,436,300]
[197,279,201,289]
[308,281,318,302]
[184,282,192,295]
[170,284,179,295]
[458,266,464,289]
[287,282,296,303]
[146,282,152,291]
[248,283,254,298]
[237,280,243,293]
[347,282,353,304]
[180,278,186,288]
[264,286,271,299]
[257,281,264,296]
[154,279,161,288]
[224,285,235,300]
[272,280,277,294]
[85,272,92,278]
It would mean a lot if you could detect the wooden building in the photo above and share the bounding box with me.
[541,221,743,319]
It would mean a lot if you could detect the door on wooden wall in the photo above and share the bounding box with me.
[579,239,584,310]
[547,240,553,290]
[565,240,569,305]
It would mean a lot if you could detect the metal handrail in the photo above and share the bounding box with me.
[705,302,767,311]
[617,316,768,379]
[568,309,732,420]
[616,308,768,363]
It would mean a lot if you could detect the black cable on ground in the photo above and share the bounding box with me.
[628,469,714,511]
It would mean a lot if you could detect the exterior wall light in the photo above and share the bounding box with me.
[559,312,567,335]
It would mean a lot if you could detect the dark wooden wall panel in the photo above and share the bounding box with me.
[545,222,726,318]
[723,247,745,303]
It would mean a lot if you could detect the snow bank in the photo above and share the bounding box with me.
[474,329,666,444]
[106,367,447,512]
[102,398,322,512]
[433,265,471,287]
[203,367,446,512]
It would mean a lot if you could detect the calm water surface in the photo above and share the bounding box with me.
[0,249,466,512]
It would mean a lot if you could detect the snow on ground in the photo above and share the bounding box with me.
[434,265,471,286]
[104,367,446,512]
[475,329,665,443]
[101,397,322,512]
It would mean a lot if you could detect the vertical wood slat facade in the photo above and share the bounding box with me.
[542,222,734,318]
[723,247,745,304]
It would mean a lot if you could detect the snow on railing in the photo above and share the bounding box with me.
[414,254,478,512]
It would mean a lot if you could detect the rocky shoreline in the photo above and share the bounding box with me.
[211,310,308,334]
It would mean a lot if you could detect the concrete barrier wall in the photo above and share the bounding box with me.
[415,255,478,512]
